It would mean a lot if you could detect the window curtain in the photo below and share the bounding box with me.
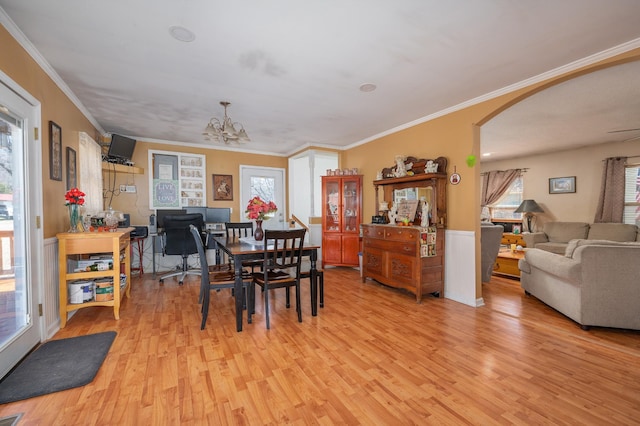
[79,132,104,215]
[481,169,522,207]
[594,156,626,223]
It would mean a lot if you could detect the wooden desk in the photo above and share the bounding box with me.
[493,249,524,278]
[57,228,132,328]
[212,235,320,332]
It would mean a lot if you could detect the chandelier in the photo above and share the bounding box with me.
[203,101,250,144]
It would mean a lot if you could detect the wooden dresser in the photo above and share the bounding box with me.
[362,224,444,302]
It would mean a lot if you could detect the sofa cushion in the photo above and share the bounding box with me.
[535,242,569,255]
[543,222,589,243]
[588,223,638,241]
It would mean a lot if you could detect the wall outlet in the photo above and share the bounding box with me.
[119,184,127,192]
[126,185,137,193]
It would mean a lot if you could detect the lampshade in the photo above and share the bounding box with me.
[514,199,544,213]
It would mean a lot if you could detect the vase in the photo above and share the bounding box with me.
[254,220,264,241]
[68,204,80,233]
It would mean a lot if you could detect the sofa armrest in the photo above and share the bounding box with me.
[521,248,581,284]
[522,232,548,247]
[576,245,640,329]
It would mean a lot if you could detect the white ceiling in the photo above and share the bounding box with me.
[1,1,640,157]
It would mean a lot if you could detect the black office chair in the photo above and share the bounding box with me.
[190,225,252,330]
[159,213,205,285]
[251,228,306,329]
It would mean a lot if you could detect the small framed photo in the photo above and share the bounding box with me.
[549,176,576,194]
[512,224,521,234]
[213,174,233,200]
[49,121,62,181]
[66,147,77,190]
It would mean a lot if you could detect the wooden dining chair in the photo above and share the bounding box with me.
[251,228,306,329]
[189,225,252,330]
[225,222,263,273]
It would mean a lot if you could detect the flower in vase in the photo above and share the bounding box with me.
[64,188,85,206]
[245,196,277,221]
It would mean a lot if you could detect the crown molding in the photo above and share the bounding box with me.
[346,37,640,151]
[0,8,104,134]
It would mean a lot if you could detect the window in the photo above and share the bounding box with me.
[623,164,640,226]
[489,175,523,220]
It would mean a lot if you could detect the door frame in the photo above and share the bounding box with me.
[0,69,44,379]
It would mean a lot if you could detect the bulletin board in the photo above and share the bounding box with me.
[149,150,206,209]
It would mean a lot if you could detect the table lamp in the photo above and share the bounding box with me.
[379,201,390,223]
[514,199,544,233]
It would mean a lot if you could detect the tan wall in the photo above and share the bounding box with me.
[2,21,639,297]
[104,141,286,226]
[481,140,640,226]
[342,50,640,298]
[0,26,99,238]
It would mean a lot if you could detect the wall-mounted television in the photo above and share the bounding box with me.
[107,134,137,162]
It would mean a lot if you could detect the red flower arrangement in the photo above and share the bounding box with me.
[64,187,86,205]
[245,196,277,220]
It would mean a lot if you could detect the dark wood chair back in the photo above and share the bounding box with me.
[225,222,254,238]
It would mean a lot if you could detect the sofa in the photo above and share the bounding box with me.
[522,222,640,254]
[480,223,504,282]
[519,239,640,330]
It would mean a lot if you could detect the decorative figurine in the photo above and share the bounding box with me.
[420,201,430,227]
[394,155,407,177]
[388,202,398,224]
[425,160,438,173]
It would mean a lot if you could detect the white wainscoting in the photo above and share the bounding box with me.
[444,229,482,307]
[43,237,60,338]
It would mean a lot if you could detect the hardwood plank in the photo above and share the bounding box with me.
[1,272,638,425]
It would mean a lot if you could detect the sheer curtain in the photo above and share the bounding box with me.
[594,157,626,223]
[79,132,104,215]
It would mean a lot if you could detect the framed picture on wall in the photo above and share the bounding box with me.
[549,176,576,194]
[213,174,233,200]
[49,121,62,181]
[66,147,77,190]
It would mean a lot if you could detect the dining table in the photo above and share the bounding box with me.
[211,234,321,332]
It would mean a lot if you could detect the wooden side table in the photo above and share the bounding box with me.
[57,228,132,328]
[501,233,526,247]
[493,249,525,278]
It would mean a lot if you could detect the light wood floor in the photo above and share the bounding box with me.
[1,270,639,425]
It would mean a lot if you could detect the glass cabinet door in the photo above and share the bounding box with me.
[342,178,360,232]
[324,179,340,232]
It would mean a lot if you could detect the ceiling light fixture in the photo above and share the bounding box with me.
[168,25,195,42]
[203,101,250,144]
[359,83,377,92]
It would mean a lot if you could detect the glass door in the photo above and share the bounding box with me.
[342,177,360,232]
[0,77,43,379]
[240,166,285,231]
[323,178,341,233]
